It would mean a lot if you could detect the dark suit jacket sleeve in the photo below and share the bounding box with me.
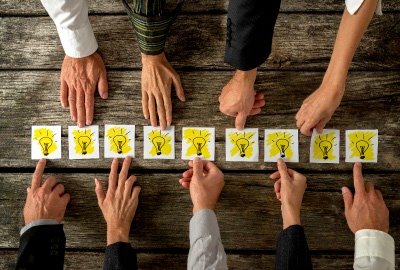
[224,0,281,71]
[16,225,66,270]
[104,242,138,270]
[275,225,313,270]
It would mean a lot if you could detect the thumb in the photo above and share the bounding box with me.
[95,178,105,207]
[342,187,353,211]
[98,69,108,99]
[235,112,247,130]
[173,74,186,102]
[192,157,204,178]
[277,158,290,179]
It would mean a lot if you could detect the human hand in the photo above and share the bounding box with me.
[179,157,225,214]
[95,157,141,245]
[219,68,265,130]
[141,52,185,130]
[270,158,307,229]
[295,80,344,136]
[24,159,70,225]
[342,163,389,233]
[61,52,108,128]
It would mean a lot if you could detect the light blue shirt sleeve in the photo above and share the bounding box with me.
[354,229,395,270]
[20,219,60,236]
[188,209,228,270]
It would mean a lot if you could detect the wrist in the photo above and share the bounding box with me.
[234,68,257,83]
[281,207,301,229]
[141,52,166,64]
[193,205,215,215]
[106,226,130,245]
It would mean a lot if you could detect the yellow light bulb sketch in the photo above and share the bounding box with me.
[73,129,95,155]
[148,130,172,156]
[236,138,250,157]
[348,131,377,160]
[313,132,336,160]
[275,139,289,158]
[152,136,165,155]
[183,129,212,158]
[33,128,57,156]
[266,132,294,159]
[106,127,132,154]
[228,131,256,158]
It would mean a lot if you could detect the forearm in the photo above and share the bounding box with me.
[40,0,98,58]
[324,0,378,84]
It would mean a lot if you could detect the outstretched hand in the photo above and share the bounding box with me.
[179,157,224,214]
[342,163,389,233]
[219,69,265,130]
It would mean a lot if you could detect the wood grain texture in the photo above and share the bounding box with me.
[1,14,399,70]
[0,173,399,250]
[1,0,400,15]
[2,250,399,270]
[0,70,399,170]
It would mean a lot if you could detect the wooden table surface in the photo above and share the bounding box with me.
[1,0,399,269]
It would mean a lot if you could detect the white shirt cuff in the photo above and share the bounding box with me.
[346,0,383,15]
[20,219,60,236]
[355,229,395,267]
[189,209,221,247]
[56,20,98,58]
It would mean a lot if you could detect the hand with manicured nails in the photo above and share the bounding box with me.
[219,68,265,130]
[342,162,390,233]
[270,158,307,229]
[61,52,108,128]
[24,159,70,225]
[179,157,225,214]
[141,52,185,130]
[95,157,141,245]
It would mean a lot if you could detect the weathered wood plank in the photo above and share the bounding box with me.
[0,173,399,250]
[0,70,399,170]
[2,250,399,270]
[1,14,399,70]
[1,0,400,15]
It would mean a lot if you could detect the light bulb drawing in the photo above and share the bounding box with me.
[275,139,289,158]
[78,136,91,155]
[72,129,96,156]
[33,128,58,157]
[319,140,333,159]
[355,140,369,160]
[228,131,256,158]
[236,138,250,157]
[311,132,338,162]
[266,132,295,160]
[348,131,377,161]
[106,127,132,155]
[183,128,212,158]
[193,137,207,156]
[152,136,166,155]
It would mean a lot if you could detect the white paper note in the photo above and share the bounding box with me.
[310,129,340,163]
[104,125,135,158]
[264,129,299,162]
[226,128,259,162]
[143,126,175,159]
[345,130,378,163]
[68,126,99,159]
[182,127,215,161]
[31,126,62,159]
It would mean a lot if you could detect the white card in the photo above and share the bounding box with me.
[31,126,62,159]
[346,130,378,163]
[182,127,215,161]
[264,129,299,162]
[68,126,99,159]
[226,128,259,162]
[310,129,340,163]
[104,125,135,158]
[143,126,175,159]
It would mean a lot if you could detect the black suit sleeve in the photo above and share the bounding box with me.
[104,242,138,270]
[16,225,66,270]
[224,0,281,71]
[275,225,313,270]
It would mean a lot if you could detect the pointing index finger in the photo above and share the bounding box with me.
[32,159,46,190]
[353,162,366,194]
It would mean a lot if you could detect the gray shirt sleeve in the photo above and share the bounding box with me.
[188,209,228,270]
[20,219,59,236]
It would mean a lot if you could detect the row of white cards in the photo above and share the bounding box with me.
[31,126,379,163]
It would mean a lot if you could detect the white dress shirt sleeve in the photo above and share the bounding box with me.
[188,209,228,270]
[40,0,98,58]
[346,0,383,15]
[354,229,395,270]
[20,218,60,236]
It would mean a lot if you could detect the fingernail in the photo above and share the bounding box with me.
[102,93,108,99]
[86,120,92,126]
[94,178,98,185]
[277,158,284,165]
[71,116,76,121]
[341,187,347,194]
[78,121,84,127]
[193,157,201,163]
